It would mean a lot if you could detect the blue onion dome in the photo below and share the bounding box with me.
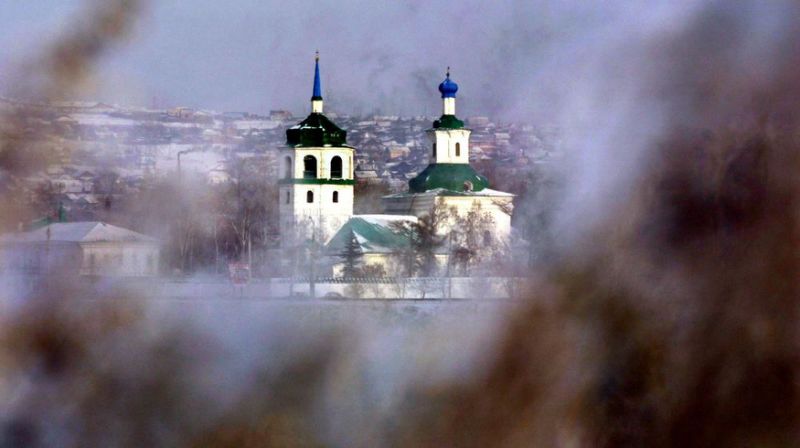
[438,68,458,98]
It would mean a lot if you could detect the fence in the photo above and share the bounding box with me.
[1,274,527,301]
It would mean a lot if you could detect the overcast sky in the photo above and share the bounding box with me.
[0,1,701,119]
[2,0,795,245]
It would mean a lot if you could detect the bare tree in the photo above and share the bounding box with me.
[390,200,452,278]
[449,201,497,276]
[214,158,278,273]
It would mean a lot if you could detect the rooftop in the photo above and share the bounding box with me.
[286,113,348,147]
[384,187,514,199]
[0,222,158,244]
[326,215,417,254]
[408,163,490,193]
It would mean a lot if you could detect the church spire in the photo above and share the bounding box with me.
[311,51,323,113]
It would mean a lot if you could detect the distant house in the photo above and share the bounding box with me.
[269,110,294,121]
[169,107,195,119]
[467,116,490,128]
[388,146,411,159]
[0,222,160,277]
[355,170,378,180]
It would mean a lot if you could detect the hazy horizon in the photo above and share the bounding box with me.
[0,1,692,121]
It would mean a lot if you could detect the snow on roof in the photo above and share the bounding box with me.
[356,214,417,227]
[0,222,158,244]
[69,113,137,127]
[326,215,417,255]
[383,187,514,199]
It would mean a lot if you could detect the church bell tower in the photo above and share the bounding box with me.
[279,53,355,246]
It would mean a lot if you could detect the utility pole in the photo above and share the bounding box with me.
[446,232,453,299]
[45,225,51,294]
[309,233,316,299]
[177,149,192,178]
[247,232,252,277]
[214,219,219,275]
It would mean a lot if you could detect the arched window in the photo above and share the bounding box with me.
[333,191,339,203]
[283,156,292,178]
[285,191,290,204]
[455,142,461,157]
[306,190,314,203]
[433,142,437,158]
[330,156,343,178]
[303,155,317,179]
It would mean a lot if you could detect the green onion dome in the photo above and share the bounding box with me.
[408,163,489,193]
[286,113,347,147]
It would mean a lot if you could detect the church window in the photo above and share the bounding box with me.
[303,155,317,179]
[283,156,292,178]
[307,190,314,203]
[331,156,343,178]
[455,142,461,157]
[333,191,339,203]
[285,191,290,204]
[433,142,437,158]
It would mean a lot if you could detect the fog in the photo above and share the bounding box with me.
[2,0,800,446]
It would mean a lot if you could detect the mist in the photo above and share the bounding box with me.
[2,0,800,446]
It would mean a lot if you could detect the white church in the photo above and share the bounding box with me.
[279,55,514,276]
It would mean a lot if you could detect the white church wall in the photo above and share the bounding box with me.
[434,196,513,241]
[383,194,513,242]
[80,242,160,276]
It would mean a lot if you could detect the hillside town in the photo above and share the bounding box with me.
[0,58,564,294]
[0,96,560,220]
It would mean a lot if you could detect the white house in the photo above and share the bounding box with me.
[0,221,160,277]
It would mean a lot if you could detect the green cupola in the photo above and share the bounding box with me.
[409,163,489,193]
[408,68,490,193]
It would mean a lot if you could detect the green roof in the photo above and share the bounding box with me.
[326,216,415,254]
[408,163,490,193]
[432,114,465,129]
[286,112,347,147]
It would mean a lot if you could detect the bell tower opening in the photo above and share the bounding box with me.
[331,156,342,178]
[303,155,317,179]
